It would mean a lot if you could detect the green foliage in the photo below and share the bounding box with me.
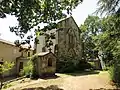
[76,60,93,71]
[28,55,38,78]
[0,0,83,39]
[97,0,120,14]
[57,59,75,73]
[82,15,120,83]
[19,60,33,77]
[56,56,92,73]
[80,14,120,83]
[80,16,102,60]
[19,55,39,78]
[0,61,14,89]
[109,61,120,83]
[0,61,14,74]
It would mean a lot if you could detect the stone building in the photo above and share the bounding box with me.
[36,16,82,63]
[36,50,56,77]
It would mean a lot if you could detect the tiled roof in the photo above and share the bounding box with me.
[0,38,34,50]
[37,52,49,56]
[0,38,15,46]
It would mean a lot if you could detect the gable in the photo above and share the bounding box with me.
[57,16,81,33]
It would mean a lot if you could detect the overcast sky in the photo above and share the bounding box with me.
[0,0,99,42]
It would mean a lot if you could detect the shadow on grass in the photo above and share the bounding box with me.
[4,76,16,82]
[63,70,100,76]
[22,85,64,90]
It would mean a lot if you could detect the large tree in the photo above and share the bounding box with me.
[97,0,120,83]
[80,15,102,60]
[0,0,82,41]
[97,0,120,14]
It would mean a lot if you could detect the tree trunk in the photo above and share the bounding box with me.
[0,81,2,90]
[0,73,4,90]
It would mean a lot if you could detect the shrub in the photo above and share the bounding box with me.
[20,55,39,78]
[56,56,93,73]
[76,60,93,71]
[22,60,33,77]
[109,62,120,83]
[57,60,76,73]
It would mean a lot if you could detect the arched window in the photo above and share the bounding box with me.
[48,58,52,66]
[69,34,74,48]
[54,44,58,54]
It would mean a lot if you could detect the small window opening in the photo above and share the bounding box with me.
[48,58,52,66]
[28,52,30,57]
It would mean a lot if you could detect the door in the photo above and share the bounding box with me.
[19,62,23,72]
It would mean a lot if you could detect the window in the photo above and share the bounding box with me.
[54,44,58,54]
[0,62,3,69]
[48,58,52,66]
[69,35,74,44]
[0,58,3,67]
[28,52,30,57]
[69,34,74,48]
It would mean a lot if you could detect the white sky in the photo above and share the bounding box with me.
[0,0,99,42]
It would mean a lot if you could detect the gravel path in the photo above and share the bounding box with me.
[5,71,115,90]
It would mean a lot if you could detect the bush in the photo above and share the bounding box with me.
[56,56,93,73]
[20,55,39,78]
[109,62,120,83]
[76,60,93,71]
[19,60,33,77]
[57,60,76,73]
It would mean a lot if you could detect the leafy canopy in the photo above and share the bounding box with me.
[0,0,83,39]
[97,0,120,14]
[80,16,102,60]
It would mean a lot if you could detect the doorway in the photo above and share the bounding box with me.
[19,62,23,72]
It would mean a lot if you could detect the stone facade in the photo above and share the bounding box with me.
[36,16,82,62]
[36,52,56,77]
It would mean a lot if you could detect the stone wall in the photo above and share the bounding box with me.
[57,17,82,60]
[36,16,83,63]
[37,53,56,77]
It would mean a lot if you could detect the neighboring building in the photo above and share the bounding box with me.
[36,16,82,62]
[0,38,33,77]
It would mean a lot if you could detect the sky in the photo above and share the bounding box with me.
[0,0,99,43]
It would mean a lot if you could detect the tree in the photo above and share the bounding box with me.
[80,15,102,60]
[97,0,120,64]
[0,0,83,41]
[97,0,120,14]
[0,61,14,89]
